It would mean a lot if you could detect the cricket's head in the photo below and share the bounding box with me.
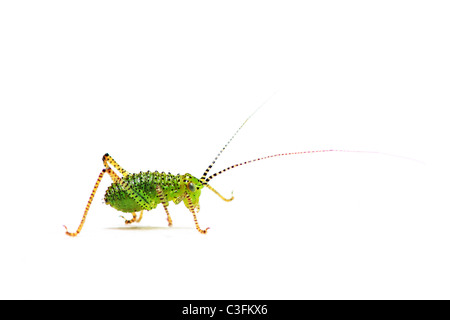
[182,173,204,208]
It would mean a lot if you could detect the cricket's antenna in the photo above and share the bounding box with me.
[200,92,277,184]
[204,149,409,183]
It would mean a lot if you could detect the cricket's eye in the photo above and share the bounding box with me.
[188,182,196,192]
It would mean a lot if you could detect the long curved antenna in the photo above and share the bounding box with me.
[200,92,277,183]
[204,149,402,183]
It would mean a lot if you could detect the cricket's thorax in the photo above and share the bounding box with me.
[104,171,184,213]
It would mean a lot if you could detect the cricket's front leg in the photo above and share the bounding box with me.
[185,194,209,234]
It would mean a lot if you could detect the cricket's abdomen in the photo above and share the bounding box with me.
[104,171,183,213]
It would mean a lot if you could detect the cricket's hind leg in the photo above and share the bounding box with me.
[64,169,107,237]
[65,153,151,237]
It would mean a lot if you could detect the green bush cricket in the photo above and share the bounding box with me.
[64,103,382,237]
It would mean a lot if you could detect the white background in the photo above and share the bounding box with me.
[1,1,449,299]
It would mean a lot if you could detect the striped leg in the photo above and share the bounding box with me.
[120,212,137,225]
[65,154,150,237]
[185,194,209,234]
[136,210,144,223]
[64,169,107,237]
[121,210,144,224]
[156,185,173,226]
[102,153,129,177]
